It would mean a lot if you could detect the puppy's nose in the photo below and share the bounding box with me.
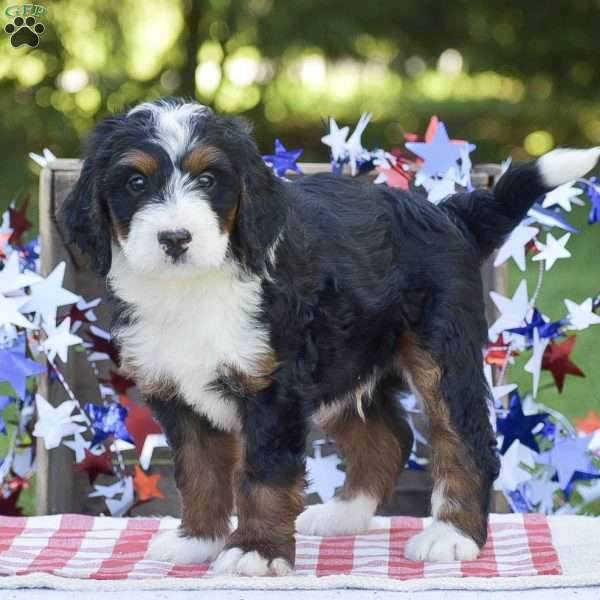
[157,229,192,259]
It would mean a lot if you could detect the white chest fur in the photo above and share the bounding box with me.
[108,254,270,432]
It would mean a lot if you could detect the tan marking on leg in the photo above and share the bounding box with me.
[398,334,487,547]
[174,419,241,540]
[227,473,305,565]
[320,396,412,504]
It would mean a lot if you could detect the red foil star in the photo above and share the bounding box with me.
[0,488,23,516]
[100,371,136,397]
[6,474,30,493]
[75,449,115,484]
[121,396,163,457]
[485,335,519,367]
[541,336,585,393]
[8,196,32,246]
[133,465,165,503]
[84,331,121,365]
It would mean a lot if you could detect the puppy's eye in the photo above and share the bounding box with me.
[126,174,147,195]
[197,173,215,189]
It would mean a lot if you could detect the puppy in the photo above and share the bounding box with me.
[61,98,600,575]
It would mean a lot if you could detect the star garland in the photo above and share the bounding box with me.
[1,123,599,519]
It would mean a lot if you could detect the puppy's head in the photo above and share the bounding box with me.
[61,97,274,277]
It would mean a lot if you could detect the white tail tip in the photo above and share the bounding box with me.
[538,147,600,187]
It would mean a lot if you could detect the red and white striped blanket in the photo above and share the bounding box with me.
[0,513,598,591]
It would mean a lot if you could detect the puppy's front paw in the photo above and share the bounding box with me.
[145,528,226,564]
[405,521,480,562]
[212,547,293,576]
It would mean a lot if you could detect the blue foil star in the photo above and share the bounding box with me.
[18,239,40,272]
[526,203,578,233]
[85,402,133,446]
[536,435,598,491]
[507,487,533,513]
[584,177,600,225]
[508,309,565,346]
[0,336,46,399]
[262,139,303,178]
[405,121,475,178]
[563,471,600,500]
[497,392,548,454]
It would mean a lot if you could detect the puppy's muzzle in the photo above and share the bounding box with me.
[158,229,192,260]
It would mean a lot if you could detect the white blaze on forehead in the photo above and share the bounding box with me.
[127,100,211,162]
[122,182,229,274]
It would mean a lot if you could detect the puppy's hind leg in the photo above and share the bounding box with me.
[296,381,413,536]
[399,333,499,562]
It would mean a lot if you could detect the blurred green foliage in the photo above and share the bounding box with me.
[1,0,599,515]
[1,0,600,201]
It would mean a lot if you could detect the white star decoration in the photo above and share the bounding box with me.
[345,113,372,175]
[398,393,428,448]
[28,147,57,168]
[41,317,82,362]
[541,181,585,212]
[564,297,600,331]
[321,118,350,163]
[494,225,539,272]
[306,442,346,502]
[90,477,135,517]
[139,433,168,470]
[495,440,535,492]
[524,329,550,397]
[20,262,80,327]
[106,477,135,517]
[422,168,456,204]
[484,363,517,404]
[89,479,126,499]
[0,252,41,295]
[32,394,87,450]
[488,279,531,340]
[527,467,560,514]
[63,432,91,463]
[0,293,33,331]
[532,233,571,270]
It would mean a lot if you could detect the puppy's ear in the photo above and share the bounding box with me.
[219,116,284,272]
[59,117,123,277]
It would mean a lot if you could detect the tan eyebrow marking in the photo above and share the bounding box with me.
[182,144,223,173]
[117,149,158,176]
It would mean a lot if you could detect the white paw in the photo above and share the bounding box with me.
[212,547,293,576]
[405,521,480,562]
[145,528,226,564]
[296,493,377,536]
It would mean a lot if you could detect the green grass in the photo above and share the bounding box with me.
[0,401,36,516]
[506,205,600,419]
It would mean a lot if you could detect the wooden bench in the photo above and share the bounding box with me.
[36,160,507,517]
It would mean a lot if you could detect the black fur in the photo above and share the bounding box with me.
[61,98,561,558]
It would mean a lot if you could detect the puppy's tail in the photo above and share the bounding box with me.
[443,147,600,259]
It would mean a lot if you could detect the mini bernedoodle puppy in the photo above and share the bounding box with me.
[61,98,600,575]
